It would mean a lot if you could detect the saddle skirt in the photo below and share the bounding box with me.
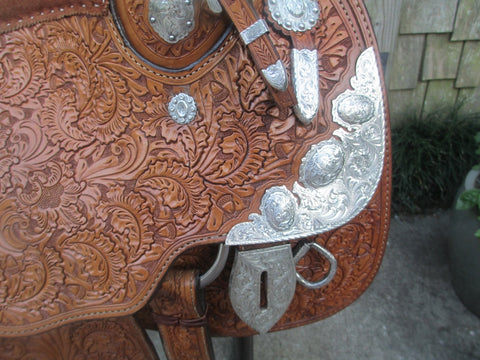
[0,0,391,339]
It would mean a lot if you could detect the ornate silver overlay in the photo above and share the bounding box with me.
[148,0,195,44]
[229,245,297,334]
[262,60,289,92]
[240,19,269,46]
[267,0,320,32]
[292,48,319,124]
[226,47,385,246]
[168,93,197,124]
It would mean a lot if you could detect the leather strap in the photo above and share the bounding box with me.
[0,316,159,359]
[218,0,295,115]
[150,270,214,360]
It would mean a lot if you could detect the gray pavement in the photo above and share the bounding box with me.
[149,211,480,359]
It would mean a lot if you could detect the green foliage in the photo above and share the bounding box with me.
[455,132,480,238]
[392,108,480,214]
[456,189,480,210]
[456,189,480,238]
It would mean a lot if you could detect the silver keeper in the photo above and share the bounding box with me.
[240,19,269,45]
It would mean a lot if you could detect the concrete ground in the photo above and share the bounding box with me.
[148,211,480,359]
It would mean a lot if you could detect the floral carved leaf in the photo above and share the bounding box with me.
[143,96,209,166]
[0,30,46,109]
[96,185,155,262]
[0,246,64,325]
[316,4,352,89]
[237,61,272,115]
[41,90,94,152]
[58,230,128,305]
[203,112,270,187]
[136,160,211,236]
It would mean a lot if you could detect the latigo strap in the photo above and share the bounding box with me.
[150,270,214,360]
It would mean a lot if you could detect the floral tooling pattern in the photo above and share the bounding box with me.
[0,0,353,335]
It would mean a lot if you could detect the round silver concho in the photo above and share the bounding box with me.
[299,139,345,189]
[168,93,197,125]
[267,0,320,32]
[337,94,375,125]
[261,187,297,231]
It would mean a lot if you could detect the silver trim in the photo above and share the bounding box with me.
[292,48,319,124]
[206,0,223,14]
[225,47,385,246]
[240,19,269,45]
[262,60,289,92]
[148,0,195,44]
[229,245,296,334]
[267,0,320,32]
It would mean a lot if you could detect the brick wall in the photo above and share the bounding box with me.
[365,0,480,125]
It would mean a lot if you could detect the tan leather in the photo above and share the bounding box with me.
[0,0,108,34]
[0,316,158,359]
[113,0,230,70]
[0,0,391,350]
[218,0,296,113]
[150,270,214,360]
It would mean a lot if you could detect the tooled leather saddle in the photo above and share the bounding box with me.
[0,0,390,358]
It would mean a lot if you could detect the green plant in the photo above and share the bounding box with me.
[392,108,480,214]
[455,132,480,238]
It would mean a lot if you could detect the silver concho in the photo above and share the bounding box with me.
[337,94,375,125]
[261,187,297,231]
[299,139,345,189]
[168,93,197,124]
[149,0,195,44]
[226,47,385,246]
[267,0,320,32]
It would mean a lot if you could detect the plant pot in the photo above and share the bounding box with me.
[448,171,480,317]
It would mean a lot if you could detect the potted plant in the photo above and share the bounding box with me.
[449,132,480,317]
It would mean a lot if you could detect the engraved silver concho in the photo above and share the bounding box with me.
[299,139,345,189]
[226,47,385,246]
[267,0,320,32]
[168,93,197,124]
[261,187,297,231]
[149,0,195,44]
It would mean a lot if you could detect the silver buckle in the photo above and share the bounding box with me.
[229,242,337,333]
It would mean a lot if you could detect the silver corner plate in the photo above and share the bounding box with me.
[226,47,385,246]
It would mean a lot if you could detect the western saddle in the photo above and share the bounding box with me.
[0,0,390,358]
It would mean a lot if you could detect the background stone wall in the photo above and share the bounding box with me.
[364,0,480,125]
